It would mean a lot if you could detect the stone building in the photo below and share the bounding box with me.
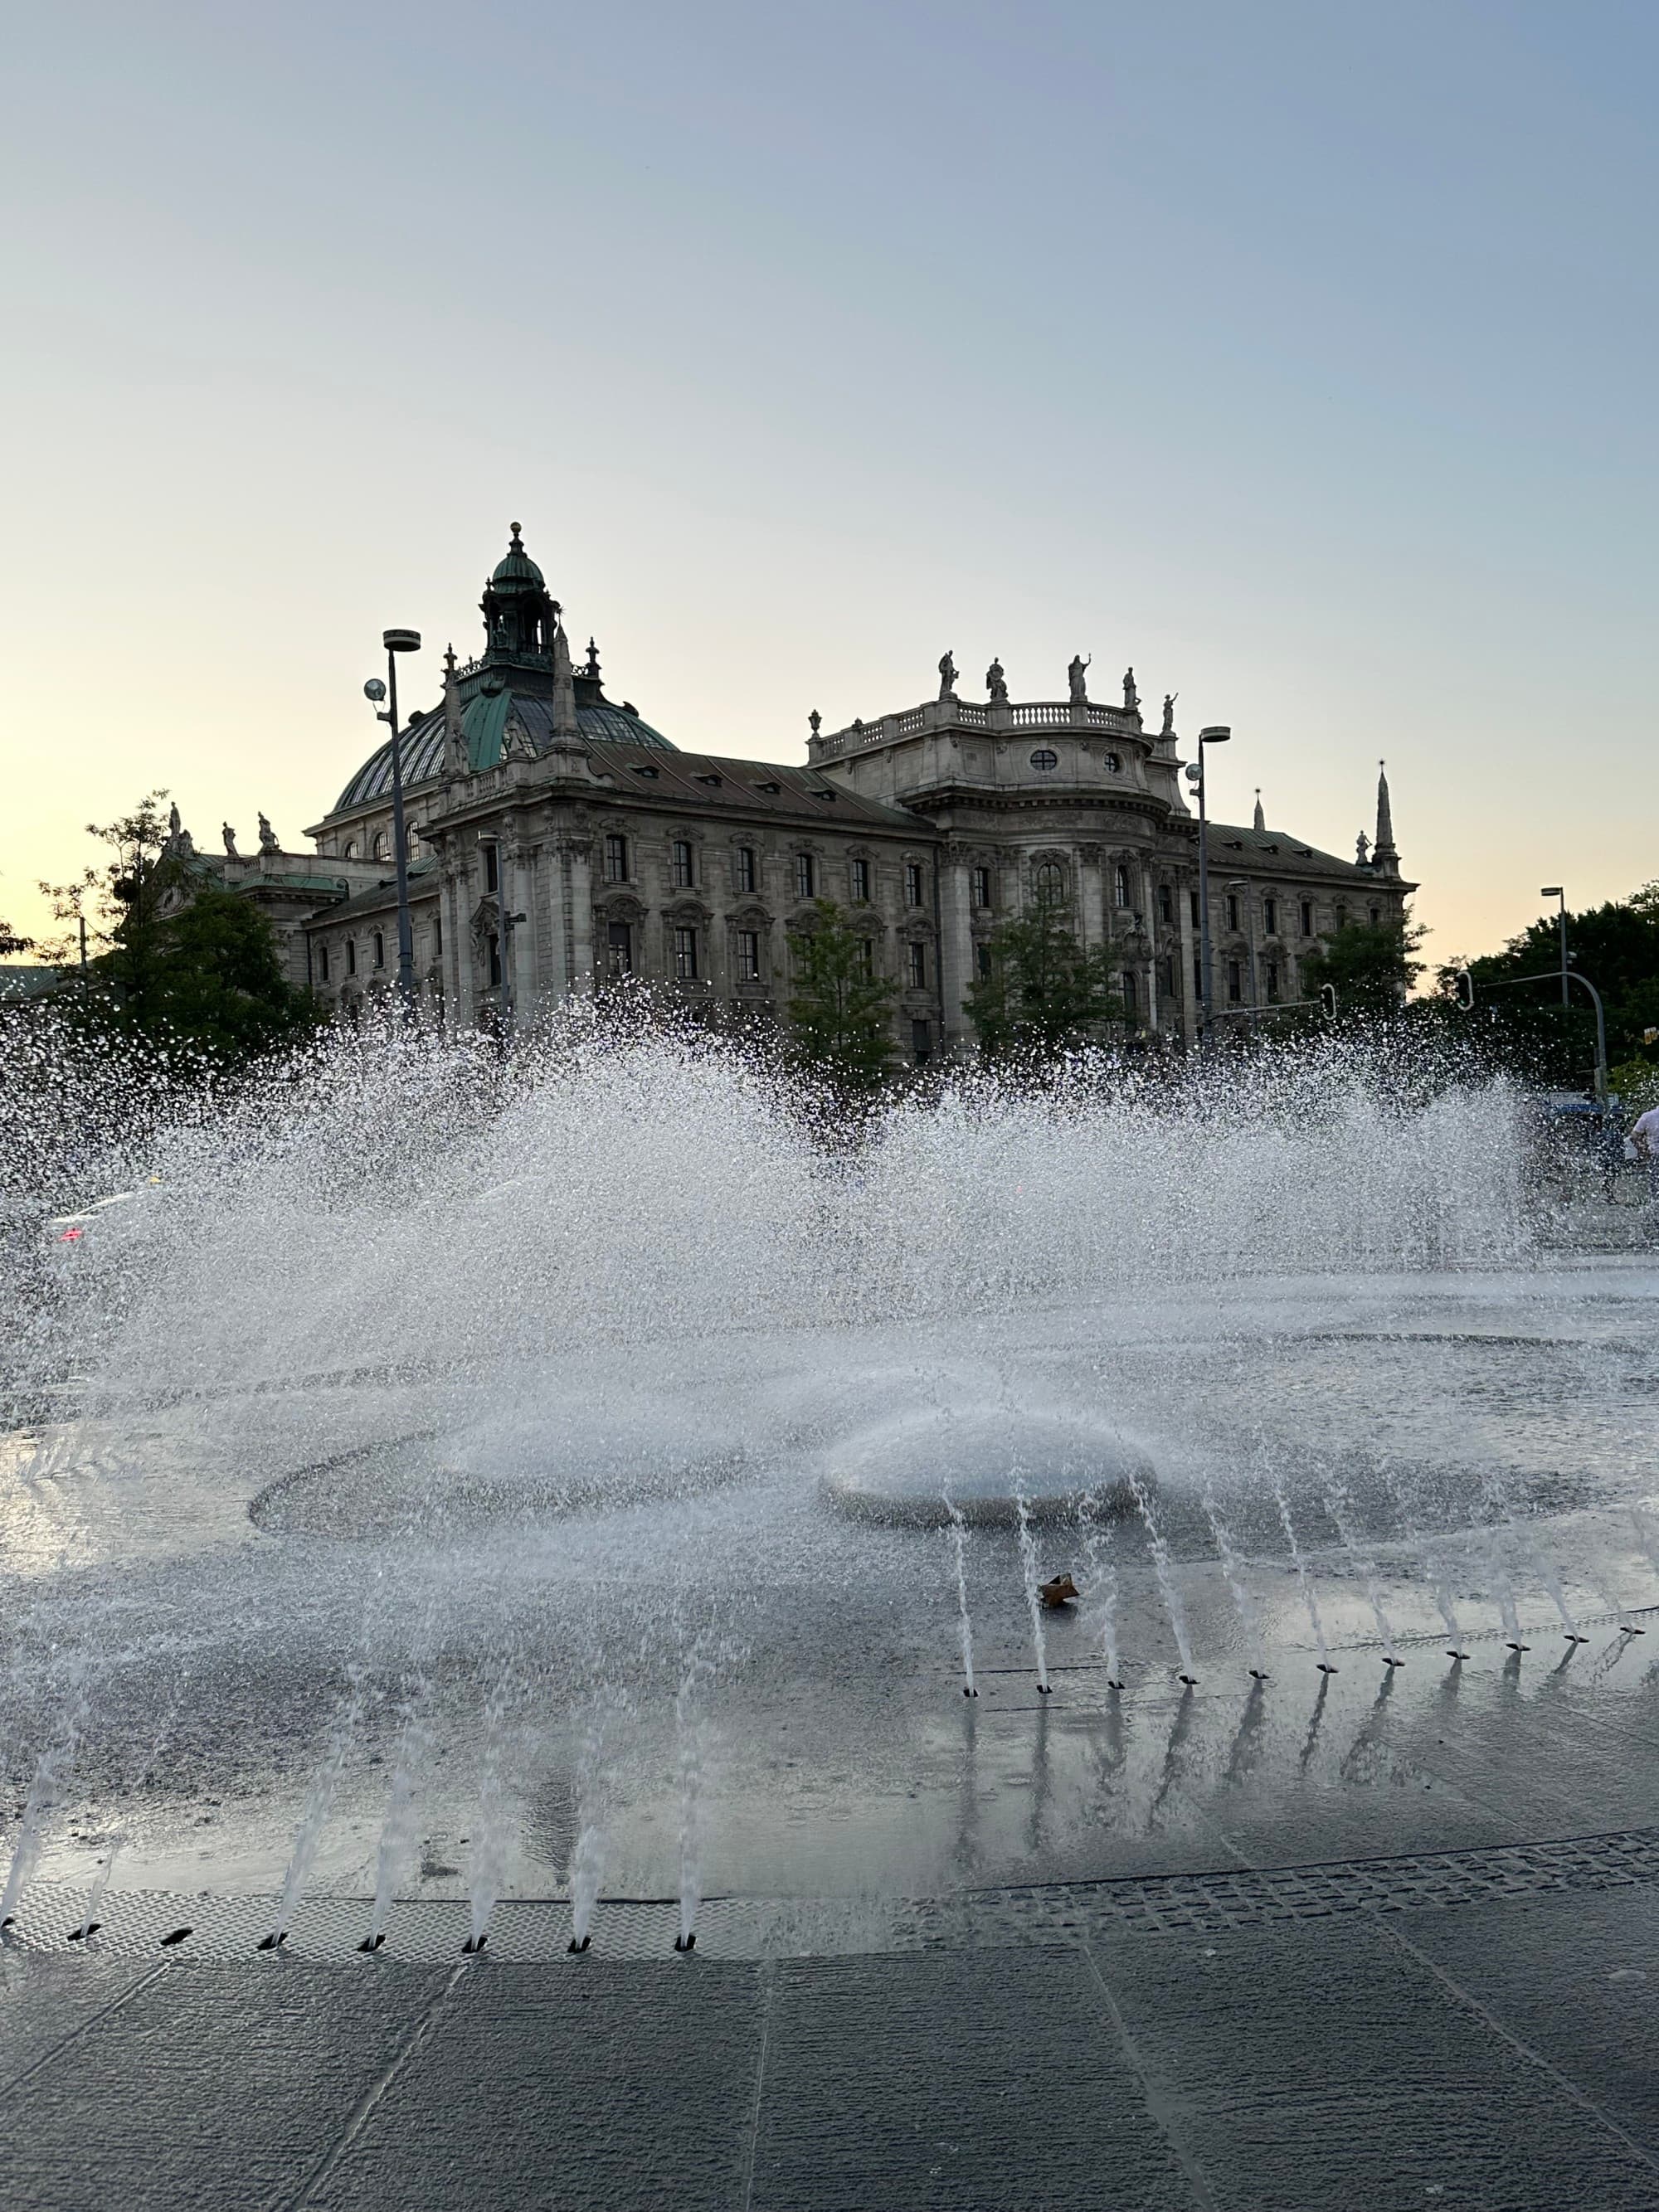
[177,526,1413,1055]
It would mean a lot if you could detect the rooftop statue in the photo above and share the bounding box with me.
[258,812,280,856]
[1356,832,1371,865]
[221,824,239,858]
[1068,653,1090,704]
[1161,692,1177,736]
[938,650,957,699]
[1122,666,1140,712]
[985,656,1008,703]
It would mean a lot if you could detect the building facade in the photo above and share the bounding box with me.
[174,526,1413,1055]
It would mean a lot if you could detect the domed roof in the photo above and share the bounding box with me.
[333,687,676,813]
[488,522,545,593]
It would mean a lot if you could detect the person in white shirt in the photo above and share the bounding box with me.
[1632,1104,1659,1203]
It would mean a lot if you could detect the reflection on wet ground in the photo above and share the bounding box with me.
[3,1258,1658,1908]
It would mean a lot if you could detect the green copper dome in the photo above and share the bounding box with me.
[489,522,545,593]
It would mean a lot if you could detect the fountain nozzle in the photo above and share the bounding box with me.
[461,1933,488,1954]
[256,1931,286,1952]
[67,1923,100,1942]
[1447,1650,1470,1661]
[1564,1633,1588,1645]
[1178,1674,1198,1687]
[1505,1641,1530,1652]
[1382,1655,1404,1667]
[1621,1624,1647,1635]
[1248,1668,1269,1681]
[567,1934,591,1954]
[674,1932,696,1953]
[1107,1678,1125,1691]
[1316,1661,1338,1675]
[1036,1683,1053,1696]
[963,1685,976,1697]
[358,1932,386,1953]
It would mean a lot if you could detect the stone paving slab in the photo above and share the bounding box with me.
[1400,1885,1659,2163]
[1092,1914,1659,2212]
[748,1951,1199,2212]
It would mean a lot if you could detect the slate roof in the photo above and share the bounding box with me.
[1205,822,1376,882]
[581,744,927,832]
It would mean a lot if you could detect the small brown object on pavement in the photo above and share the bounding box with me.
[1039,1573,1079,1609]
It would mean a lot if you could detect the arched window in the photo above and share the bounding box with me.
[406,827,418,858]
[1034,861,1067,909]
[372,831,387,860]
[1114,863,1131,908]
[372,931,385,969]
[317,943,330,983]
[345,940,358,976]
[1123,969,1138,1013]
[343,839,358,859]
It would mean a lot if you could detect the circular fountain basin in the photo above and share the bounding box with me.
[822,1404,1158,1528]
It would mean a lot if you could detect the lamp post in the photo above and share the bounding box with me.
[364,628,421,1018]
[1540,886,1568,1007]
[1186,725,1231,1040]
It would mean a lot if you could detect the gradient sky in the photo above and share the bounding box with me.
[3,0,1655,963]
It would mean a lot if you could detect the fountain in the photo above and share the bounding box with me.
[1,1008,1654,1962]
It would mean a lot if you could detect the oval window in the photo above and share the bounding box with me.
[1029,747,1058,771]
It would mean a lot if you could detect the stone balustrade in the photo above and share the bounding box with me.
[808,696,1141,764]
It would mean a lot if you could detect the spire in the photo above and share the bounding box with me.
[1372,759,1399,876]
[551,616,579,738]
[442,644,467,775]
[1253,788,1266,832]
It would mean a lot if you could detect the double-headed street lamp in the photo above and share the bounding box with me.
[1540,885,1569,1007]
[1185,724,1231,1039]
[363,628,421,1018]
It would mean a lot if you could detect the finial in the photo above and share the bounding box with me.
[809,707,821,735]
[1253,788,1266,833]
[509,521,523,545]
[585,636,601,681]
[444,642,457,675]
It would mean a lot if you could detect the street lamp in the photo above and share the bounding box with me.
[1185,725,1231,1038]
[364,628,421,1017]
[1540,886,1568,1007]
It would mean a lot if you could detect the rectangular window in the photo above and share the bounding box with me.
[1158,884,1173,925]
[907,941,927,989]
[975,943,993,980]
[1114,865,1131,909]
[674,926,698,981]
[1300,898,1313,936]
[735,846,757,894]
[372,931,385,969]
[971,866,991,910]
[850,857,870,902]
[1158,954,1175,995]
[607,921,632,976]
[1267,960,1281,1002]
[672,839,694,888]
[346,940,357,976]
[604,834,628,883]
[1122,969,1138,1013]
[318,943,330,982]
[489,933,501,987]
[484,843,499,892]
[1193,953,1203,998]
[911,1018,932,1063]
[1228,959,1243,1004]
[859,936,875,980]
[433,912,443,955]
[1226,893,1240,933]
[795,853,815,901]
[904,861,925,907]
[736,929,761,982]
[1263,897,1277,936]
[1190,889,1200,927]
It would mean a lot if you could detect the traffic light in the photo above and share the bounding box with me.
[1454,970,1475,1012]
[1319,984,1337,1018]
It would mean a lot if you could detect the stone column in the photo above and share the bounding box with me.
[1139,860,1160,1033]
[1078,844,1106,951]
[448,858,477,1029]
[937,849,972,1048]
[1176,868,1197,1045]
[562,836,594,993]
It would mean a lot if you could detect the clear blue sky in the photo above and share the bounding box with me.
[3,0,1654,959]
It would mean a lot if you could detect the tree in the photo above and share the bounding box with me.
[1301,916,1423,1018]
[37,792,315,1064]
[0,918,32,957]
[1443,884,1659,1088]
[786,898,898,1096]
[965,887,1126,1063]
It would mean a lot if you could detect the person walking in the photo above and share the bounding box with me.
[1632,1101,1659,1209]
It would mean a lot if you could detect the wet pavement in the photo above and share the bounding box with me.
[6,1880,1659,2210]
